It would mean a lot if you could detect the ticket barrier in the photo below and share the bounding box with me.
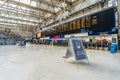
[5,39,16,45]
[30,39,36,44]
[53,39,68,46]
[38,39,68,47]
[39,39,52,45]
[0,38,16,45]
[0,39,5,45]
[53,40,62,46]
[45,39,52,45]
[83,42,110,51]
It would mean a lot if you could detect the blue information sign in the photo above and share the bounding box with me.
[72,39,87,61]
[64,38,88,62]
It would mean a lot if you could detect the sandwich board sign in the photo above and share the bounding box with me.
[64,38,88,62]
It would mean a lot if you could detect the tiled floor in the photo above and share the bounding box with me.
[0,44,120,80]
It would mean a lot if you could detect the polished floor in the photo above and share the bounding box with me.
[0,44,120,80]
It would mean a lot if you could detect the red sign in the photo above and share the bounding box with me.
[54,35,60,39]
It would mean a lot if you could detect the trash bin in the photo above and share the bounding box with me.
[110,44,117,53]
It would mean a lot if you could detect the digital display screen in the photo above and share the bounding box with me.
[59,25,62,33]
[90,7,115,31]
[72,20,77,30]
[45,7,115,36]
[86,16,91,28]
[36,32,41,38]
[70,22,73,30]
[77,19,81,29]
[60,25,63,32]
[56,27,60,33]
[81,17,85,28]
[62,24,66,32]
[91,15,98,26]
[66,23,69,31]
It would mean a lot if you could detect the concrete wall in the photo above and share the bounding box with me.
[118,0,120,33]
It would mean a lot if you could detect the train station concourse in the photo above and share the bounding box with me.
[0,0,120,80]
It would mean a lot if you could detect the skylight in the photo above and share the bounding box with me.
[15,0,36,7]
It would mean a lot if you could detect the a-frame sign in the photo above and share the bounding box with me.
[63,38,88,62]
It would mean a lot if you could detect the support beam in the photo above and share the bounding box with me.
[0,23,32,27]
[0,8,39,19]
[58,0,72,6]
[0,21,37,27]
[64,0,72,5]
[38,0,60,8]
[0,16,38,24]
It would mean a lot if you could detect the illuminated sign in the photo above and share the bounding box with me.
[70,22,73,30]
[77,19,81,29]
[91,15,98,25]
[54,35,60,39]
[81,18,85,28]
[73,20,77,30]
[36,32,41,38]
[86,16,91,28]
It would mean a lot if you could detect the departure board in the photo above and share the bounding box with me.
[62,24,65,32]
[44,7,115,36]
[63,24,67,32]
[56,27,59,33]
[81,17,85,28]
[66,23,69,31]
[59,25,62,33]
[77,19,81,29]
[86,16,91,28]
[73,20,77,30]
[70,21,73,30]
[61,25,64,32]
[91,14,98,26]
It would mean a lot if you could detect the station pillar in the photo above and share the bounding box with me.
[118,0,120,31]
[117,0,120,50]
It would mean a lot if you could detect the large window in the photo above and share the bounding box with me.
[108,0,117,7]
[15,0,37,7]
